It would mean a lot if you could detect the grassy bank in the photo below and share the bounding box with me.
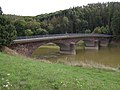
[0,52,120,90]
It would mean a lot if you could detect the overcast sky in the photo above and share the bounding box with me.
[0,0,119,16]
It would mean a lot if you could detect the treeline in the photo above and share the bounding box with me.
[1,2,120,39]
[35,2,120,38]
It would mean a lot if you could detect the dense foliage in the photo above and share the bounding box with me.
[35,2,120,37]
[0,7,16,48]
[1,2,120,39]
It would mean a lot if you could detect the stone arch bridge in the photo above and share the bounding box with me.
[9,34,112,56]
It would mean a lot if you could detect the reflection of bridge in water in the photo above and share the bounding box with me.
[9,34,112,56]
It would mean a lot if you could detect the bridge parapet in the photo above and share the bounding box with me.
[16,34,112,40]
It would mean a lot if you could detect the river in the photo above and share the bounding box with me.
[32,44,120,68]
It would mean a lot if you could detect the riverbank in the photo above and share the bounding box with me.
[0,52,120,90]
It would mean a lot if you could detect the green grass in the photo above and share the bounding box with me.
[0,52,120,90]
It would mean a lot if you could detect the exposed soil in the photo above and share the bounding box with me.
[1,46,19,56]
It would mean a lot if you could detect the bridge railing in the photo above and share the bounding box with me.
[16,33,112,40]
[16,34,69,39]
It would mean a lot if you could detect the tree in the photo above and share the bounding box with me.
[111,9,120,38]
[0,7,3,15]
[14,20,27,36]
[101,26,109,34]
[26,20,40,30]
[92,26,102,34]
[35,28,48,35]
[85,29,91,33]
[62,16,69,33]
[0,16,16,48]
[47,24,54,34]
[25,29,33,36]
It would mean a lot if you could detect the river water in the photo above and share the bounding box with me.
[32,45,120,68]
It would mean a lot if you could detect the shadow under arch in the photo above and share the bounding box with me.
[76,40,85,50]
[32,42,60,58]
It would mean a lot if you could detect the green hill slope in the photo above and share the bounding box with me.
[0,52,120,90]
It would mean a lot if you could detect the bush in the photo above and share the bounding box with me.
[25,29,33,36]
[85,29,91,33]
[35,28,48,35]
[0,15,16,48]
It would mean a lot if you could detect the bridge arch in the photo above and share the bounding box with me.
[76,40,85,49]
[32,43,60,57]
[9,40,76,56]
[76,39,100,50]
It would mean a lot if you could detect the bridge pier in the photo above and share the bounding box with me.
[59,42,76,55]
[85,40,100,50]
[100,38,110,47]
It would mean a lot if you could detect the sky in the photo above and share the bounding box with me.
[0,0,119,16]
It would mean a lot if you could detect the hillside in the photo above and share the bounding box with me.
[2,2,120,39]
[0,52,120,90]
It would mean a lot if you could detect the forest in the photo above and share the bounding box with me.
[0,2,120,39]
